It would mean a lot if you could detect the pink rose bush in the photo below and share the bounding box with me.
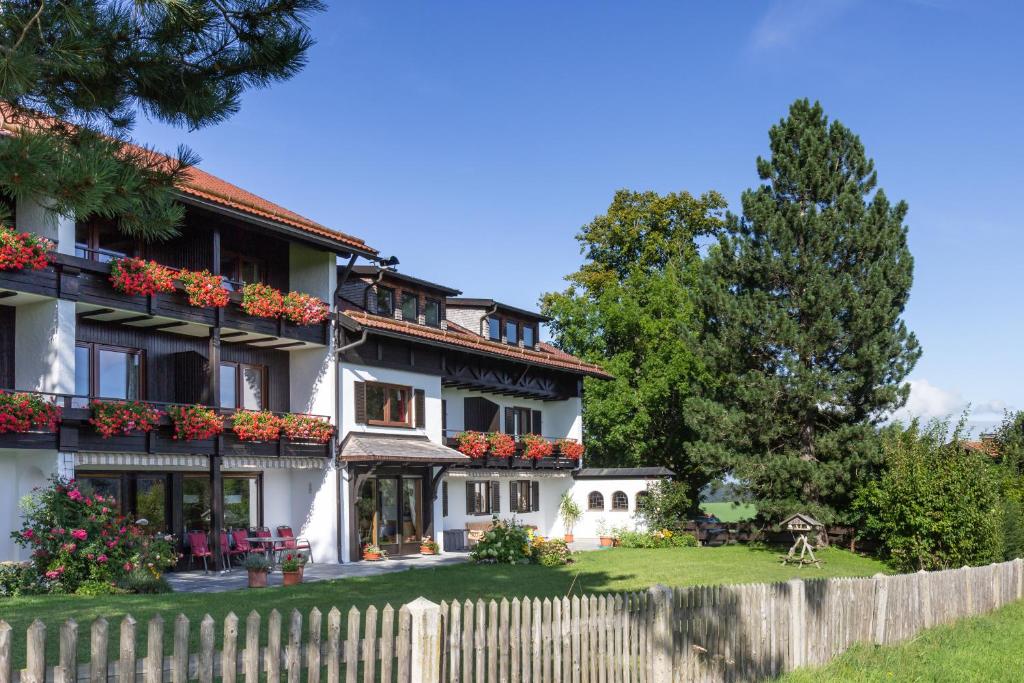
[11,477,178,594]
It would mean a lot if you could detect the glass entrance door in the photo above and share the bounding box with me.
[356,475,426,557]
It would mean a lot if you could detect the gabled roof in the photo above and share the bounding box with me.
[338,303,612,379]
[349,266,461,296]
[0,104,375,256]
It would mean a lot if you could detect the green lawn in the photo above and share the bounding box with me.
[0,546,885,666]
[780,599,1024,682]
[701,501,758,522]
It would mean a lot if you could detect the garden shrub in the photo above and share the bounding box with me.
[11,477,179,593]
[470,517,531,564]
[854,419,1003,572]
[75,579,124,596]
[635,480,692,531]
[0,561,39,597]
[119,568,172,594]
[1001,498,1024,561]
[617,529,697,548]
[530,538,571,567]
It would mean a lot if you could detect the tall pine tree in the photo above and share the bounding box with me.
[0,0,322,239]
[691,99,921,524]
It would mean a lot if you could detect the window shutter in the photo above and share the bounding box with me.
[504,407,515,435]
[354,381,367,424]
[465,397,500,432]
[531,410,542,436]
[466,481,476,514]
[414,389,425,428]
[442,481,448,517]
[531,481,540,512]
[509,481,519,513]
[490,480,501,514]
[442,399,447,434]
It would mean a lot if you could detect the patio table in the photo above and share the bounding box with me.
[246,537,293,567]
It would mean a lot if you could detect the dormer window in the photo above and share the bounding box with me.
[376,287,395,316]
[523,325,535,348]
[400,292,418,322]
[487,317,501,341]
[505,321,518,344]
[424,299,441,327]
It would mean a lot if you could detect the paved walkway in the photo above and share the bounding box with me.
[166,552,471,593]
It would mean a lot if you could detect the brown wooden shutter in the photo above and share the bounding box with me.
[490,481,501,514]
[414,389,425,428]
[354,381,367,424]
[531,410,542,436]
[531,481,540,512]
[442,481,448,517]
[441,399,447,435]
[464,397,500,432]
[509,481,519,513]
[466,481,476,514]
[504,407,515,435]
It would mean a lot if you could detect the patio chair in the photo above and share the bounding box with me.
[231,529,254,561]
[252,527,276,562]
[187,530,214,573]
[277,525,313,563]
[221,530,245,568]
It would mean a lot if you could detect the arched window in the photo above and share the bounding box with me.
[612,491,629,511]
[587,491,604,511]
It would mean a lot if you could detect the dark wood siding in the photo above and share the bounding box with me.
[143,219,212,272]
[76,320,289,411]
[0,305,13,388]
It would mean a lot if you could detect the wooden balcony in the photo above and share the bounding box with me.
[0,254,330,349]
[0,391,333,459]
[442,432,581,471]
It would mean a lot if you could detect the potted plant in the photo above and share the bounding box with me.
[244,554,271,588]
[558,492,582,543]
[362,544,386,561]
[596,518,614,547]
[279,553,303,585]
[419,536,439,555]
[521,433,554,460]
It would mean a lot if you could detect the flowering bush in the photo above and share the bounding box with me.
[0,391,61,433]
[529,537,571,566]
[556,439,585,460]
[487,432,517,458]
[0,225,52,271]
[108,257,176,296]
[470,517,532,564]
[10,477,179,594]
[521,433,554,460]
[167,404,224,441]
[616,528,698,549]
[456,431,489,458]
[90,401,164,438]
[281,414,334,443]
[279,552,307,572]
[178,269,229,308]
[282,291,330,326]
[232,410,283,441]
[240,282,285,318]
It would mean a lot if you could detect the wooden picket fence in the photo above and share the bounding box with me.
[2,559,1022,683]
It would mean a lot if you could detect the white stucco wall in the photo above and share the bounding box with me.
[441,470,574,539]
[441,388,582,442]
[261,465,338,563]
[15,299,76,394]
[0,451,72,561]
[339,364,443,442]
[569,478,660,538]
[16,197,75,255]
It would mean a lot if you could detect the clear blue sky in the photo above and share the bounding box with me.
[134,0,1023,431]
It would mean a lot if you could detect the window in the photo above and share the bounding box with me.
[510,480,539,513]
[424,300,441,327]
[75,221,135,263]
[467,480,497,515]
[365,382,411,426]
[220,362,266,410]
[376,287,395,316]
[507,407,533,436]
[77,475,122,505]
[612,491,629,511]
[487,317,501,340]
[75,342,143,400]
[223,253,266,289]
[523,325,535,348]
[400,293,418,322]
[505,320,518,344]
[588,491,604,511]
[183,475,260,532]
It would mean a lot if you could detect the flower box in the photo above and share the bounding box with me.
[282,291,330,326]
[556,439,585,460]
[521,434,554,460]
[168,404,224,441]
[0,226,53,272]
[241,283,285,318]
[487,432,516,458]
[281,414,334,443]
[108,258,176,296]
[232,410,283,441]
[178,269,229,308]
[89,401,163,438]
[0,391,61,434]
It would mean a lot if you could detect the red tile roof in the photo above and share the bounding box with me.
[0,105,374,254]
[339,305,612,379]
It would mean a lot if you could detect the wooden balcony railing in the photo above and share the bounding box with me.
[0,388,334,458]
[441,429,581,470]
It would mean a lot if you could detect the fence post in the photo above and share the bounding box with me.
[917,570,932,630]
[647,584,673,683]
[872,573,888,645]
[407,597,442,683]
[787,579,805,670]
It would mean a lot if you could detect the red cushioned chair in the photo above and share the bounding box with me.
[277,525,312,563]
[187,530,213,573]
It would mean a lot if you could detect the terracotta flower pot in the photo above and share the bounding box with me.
[248,569,268,588]
[599,536,613,547]
[363,552,382,561]
[564,534,574,543]
[282,570,302,586]
[420,547,435,555]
